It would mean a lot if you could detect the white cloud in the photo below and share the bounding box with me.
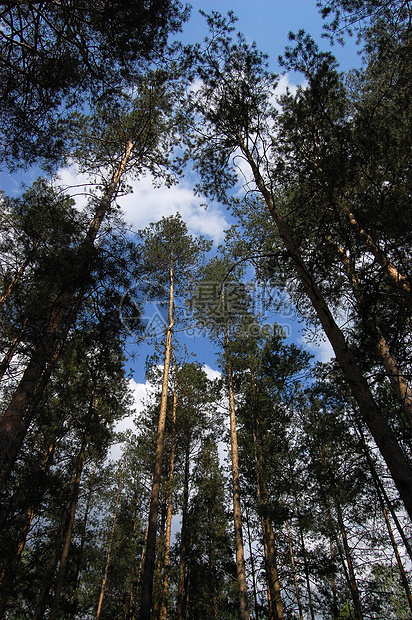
[202,364,221,381]
[56,164,228,244]
[302,337,334,363]
[119,174,228,243]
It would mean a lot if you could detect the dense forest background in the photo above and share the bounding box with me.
[0,1,412,618]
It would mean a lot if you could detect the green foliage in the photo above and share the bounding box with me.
[0,0,189,168]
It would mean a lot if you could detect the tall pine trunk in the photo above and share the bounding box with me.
[176,437,190,620]
[239,137,412,521]
[95,466,124,620]
[252,425,284,620]
[0,141,134,492]
[139,255,174,619]
[159,380,178,620]
[33,432,88,620]
[225,345,250,620]
[48,434,88,620]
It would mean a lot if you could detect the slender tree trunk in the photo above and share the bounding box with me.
[95,466,124,620]
[296,514,315,620]
[33,433,89,620]
[70,462,97,612]
[240,138,412,521]
[177,438,190,620]
[252,426,283,620]
[341,204,412,311]
[245,507,260,620]
[48,434,88,620]
[381,501,412,612]
[225,345,250,620]
[332,238,412,427]
[285,516,304,620]
[330,535,338,620]
[335,501,363,620]
[159,381,178,620]
[0,439,55,617]
[0,318,28,383]
[139,255,174,620]
[126,500,140,620]
[355,421,412,563]
[0,239,40,308]
[0,140,134,492]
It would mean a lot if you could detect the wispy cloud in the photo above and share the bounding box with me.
[56,165,228,244]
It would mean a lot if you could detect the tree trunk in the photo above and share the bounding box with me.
[0,238,40,308]
[159,380,178,620]
[226,347,250,620]
[0,318,28,383]
[33,432,89,620]
[285,516,304,620]
[139,254,174,620]
[330,535,338,620]
[177,437,190,620]
[332,238,412,427]
[0,140,134,492]
[95,466,124,620]
[341,204,412,312]
[252,426,283,620]
[356,421,412,563]
[240,137,412,521]
[48,434,88,620]
[0,439,55,617]
[335,500,363,620]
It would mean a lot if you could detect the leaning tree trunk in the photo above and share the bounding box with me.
[340,203,412,312]
[0,141,134,493]
[239,137,412,521]
[139,254,174,620]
